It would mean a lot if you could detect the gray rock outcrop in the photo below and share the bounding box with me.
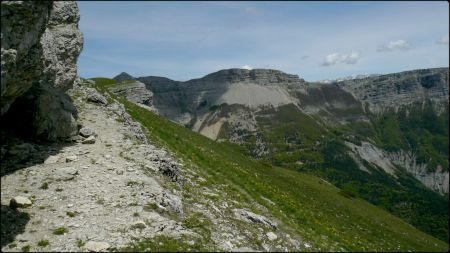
[1,1,83,140]
[233,208,277,229]
[387,150,449,194]
[131,67,448,196]
[136,69,306,124]
[108,80,153,106]
[337,68,449,114]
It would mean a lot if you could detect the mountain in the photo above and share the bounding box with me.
[68,77,448,251]
[337,68,448,114]
[317,73,380,84]
[136,68,307,124]
[1,2,448,252]
[112,72,135,82]
[110,67,449,242]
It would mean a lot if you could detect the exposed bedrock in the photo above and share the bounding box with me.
[1,1,83,141]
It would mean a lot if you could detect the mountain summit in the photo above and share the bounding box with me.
[113,72,135,82]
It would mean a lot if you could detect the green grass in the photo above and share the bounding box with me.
[52,227,68,235]
[21,245,30,252]
[182,212,212,242]
[76,239,86,248]
[93,78,448,251]
[37,239,50,247]
[123,98,448,251]
[66,211,77,217]
[219,98,449,242]
[118,235,211,252]
[88,77,119,91]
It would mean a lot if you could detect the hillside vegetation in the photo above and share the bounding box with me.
[248,103,450,242]
[91,77,448,252]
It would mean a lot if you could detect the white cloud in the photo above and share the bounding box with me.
[241,64,253,70]
[436,35,449,45]
[321,52,360,66]
[377,39,410,51]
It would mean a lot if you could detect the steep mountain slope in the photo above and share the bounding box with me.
[91,77,448,251]
[111,67,449,242]
[337,68,448,114]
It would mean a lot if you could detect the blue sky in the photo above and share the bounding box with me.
[77,1,449,81]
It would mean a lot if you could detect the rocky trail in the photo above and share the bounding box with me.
[1,83,304,252]
[1,83,192,251]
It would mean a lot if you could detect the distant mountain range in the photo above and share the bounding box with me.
[109,67,449,241]
[317,74,380,84]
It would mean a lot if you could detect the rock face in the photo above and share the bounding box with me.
[1,1,83,140]
[337,68,449,114]
[387,150,449,194]
[128,67,449,196]
[1,1,52,115]
[136,68,306,124]
[108,80,153,106]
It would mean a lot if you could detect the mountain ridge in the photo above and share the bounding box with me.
[107,66,449,241]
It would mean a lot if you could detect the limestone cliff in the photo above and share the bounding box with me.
[1,1,83,140]
[337,68,449,114]
[136,69,306,124]
[122,67,449,195]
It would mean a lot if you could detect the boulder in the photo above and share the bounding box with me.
[266,232,277,241]
[82,135,96,144]
[79,127,95,137]
[53,167,78,181]
[87,93,108,105]
[233,209,277,229]
[10,196,32,209]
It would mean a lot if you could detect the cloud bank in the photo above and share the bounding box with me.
[321,52,360,66]
[377,40,410,51]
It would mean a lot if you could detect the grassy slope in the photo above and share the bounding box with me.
[247,103,449,242]
[92,78,448,251]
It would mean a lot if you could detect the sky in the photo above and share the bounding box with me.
[77,1,449,82]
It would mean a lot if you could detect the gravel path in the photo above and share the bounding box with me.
[1,86,190,252]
